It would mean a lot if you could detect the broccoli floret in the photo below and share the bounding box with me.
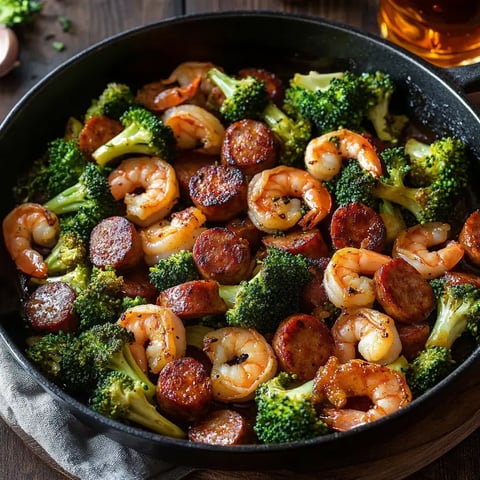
[284,70,368,135]
[406,346,456,397]
[73,266,124,330]
[360,71,409,143]
[40,263,91,294]
[218,247,312,333]
[90,371,185,438]
[426,278,480,350]
[85,82,141,121]
[207,67,269,123]
[121,295,148,311]
[148,250,200,292]
[0,0,42,27]
[261,101,312,166]
[254,371,329,444]
[91,107,175,166]
[324,159,379,209]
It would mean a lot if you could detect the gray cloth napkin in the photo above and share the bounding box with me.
[0,339,195,480]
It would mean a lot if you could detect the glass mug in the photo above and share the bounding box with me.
[377,0,480,67]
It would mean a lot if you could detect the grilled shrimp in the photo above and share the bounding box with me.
[331,307,402,365]
[108,156,179,227]
[203,327,278,403]
[304,128,382,181]
[247,165,332,234]
[162,104,225,155]
[117,304,186,374]
[313,356,412,431]
[140,206,207,266]
[392,222,464,279]
[2,203,60,278]
[323,247,391,308]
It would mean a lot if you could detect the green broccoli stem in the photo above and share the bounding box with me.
[44,181,90,214]
[207,68,237,98]
[217,284,241,309]
[373,181,423,223]
[292,71,344,91]
[261,102,290,138]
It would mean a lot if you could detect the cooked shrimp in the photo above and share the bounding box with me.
[247,165,332,234]
[304,128,382,181]
[118,304,186,374]
[152,76,202,111]
[108,156,179,227]
[331,308,402,365]
[203,327,278,403]
[323,247,391,308]
[162,104,225,155]
[312,356,412,431]
[162,61,218,98]
[2,203,60,278]
[392,222,464,279]
[140,206,207,266]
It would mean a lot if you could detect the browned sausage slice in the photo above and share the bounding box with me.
[78,115,123,158]
[121,266,158,302]
[188,409,253,445]
[221,119,277,176]
[156,279,228,320]
[156,356,212,423]
[225,216,264,252]
[26,282,79,333]
[272,313,334,381]
[374,257,435,324]
[189,164,248,222]
[330,201,386,252]
[397,322,430,361]
[89,216,143,270]
[193,227,252,284]
[262,228,330,259]
[459,210,480,266]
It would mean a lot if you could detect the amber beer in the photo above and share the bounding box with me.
[378,0,480,66]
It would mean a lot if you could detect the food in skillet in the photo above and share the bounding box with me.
[2,60,480,445]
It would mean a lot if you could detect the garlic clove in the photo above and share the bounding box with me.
[0,26,20,78]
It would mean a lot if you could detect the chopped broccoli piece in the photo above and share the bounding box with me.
[0,0,42,27]
[254,371,329,444]
[91,107,175,166]
[85,82,141,121]
[207,67,269,123]
[44,228,88,275]
[218,247,312,333]
[90,371,185,438]
[40,263,91,294]
[148,250,200,292]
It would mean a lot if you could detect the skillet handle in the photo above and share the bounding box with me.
[442,63,480,110]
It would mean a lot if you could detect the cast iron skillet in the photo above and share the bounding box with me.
[1,11,480,472]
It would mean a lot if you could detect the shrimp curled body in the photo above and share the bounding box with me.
[392,222,464,279]
[2,203,60,278]
[203,327,278,403]
[304,128,382,181]
[331,308,402,365]
[118,304,186,374]
[323,247,391,309]
[140,206,207,266]
[108,156,179,227]
[313,356,412,431]
[247,165,332,234]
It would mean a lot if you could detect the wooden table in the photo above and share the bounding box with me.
[0,1,479,479]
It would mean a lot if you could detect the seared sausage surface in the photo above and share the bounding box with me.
[225,216,264,252]
[26,282,79,333]
[89,216,143,270]
[272,313,334,381]
[262,228,330,259]
[397,322,430,361]
[78,115,123,158]
[221,119,277,176]
[459,210,480,266]
[374,257,435,323]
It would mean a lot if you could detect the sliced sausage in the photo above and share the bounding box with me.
[121,265,158,302]
[238,67,285,106]
[156,279,228,320]
[225,216,264,252]
[188,408,253,445]
[330,201,386,252]
[301,257,331,313]
[25,282,79,333]
[189,164,248,222]
[78,115,123,158]
[397,322,430,361]
[89,216,143,270]
[442,271,480,289]
[374,257,435,324]
[272,313,334,381]
[262,228,330,259]
[156,356,213,423]
[221,119,277,176]
[193,227,253,285]
[459,210,480,267]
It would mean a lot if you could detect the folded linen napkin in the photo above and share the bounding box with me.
[0,339,194,480]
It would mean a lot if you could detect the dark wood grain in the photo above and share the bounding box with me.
[0,1,479,479]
